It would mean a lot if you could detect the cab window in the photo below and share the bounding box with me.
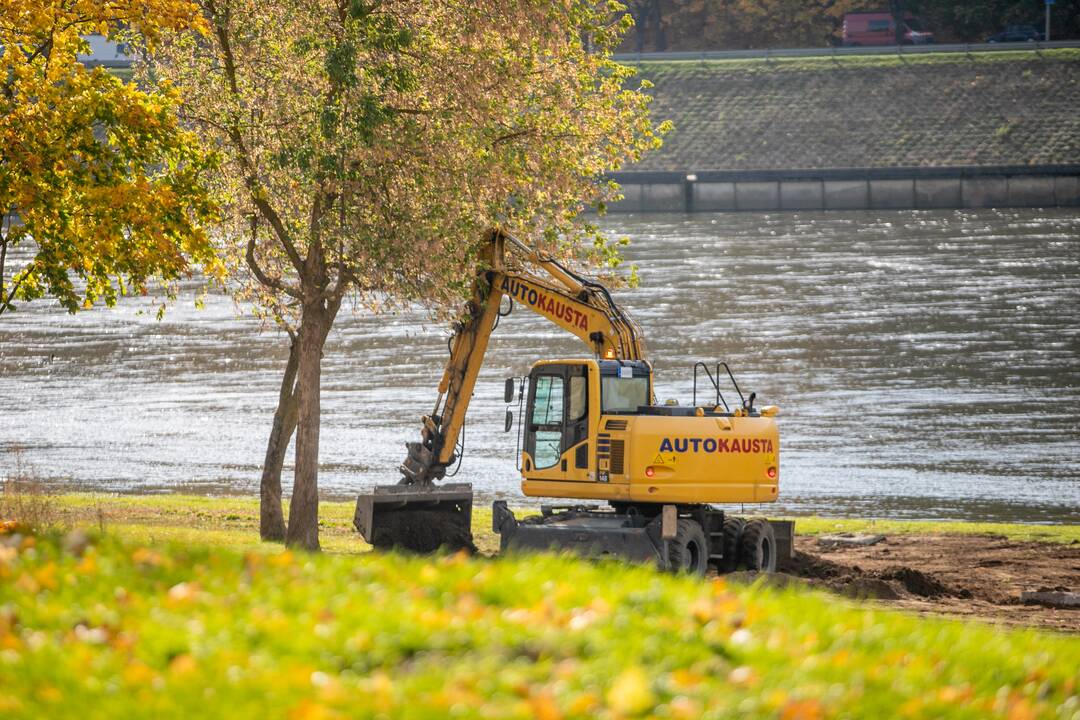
[568,375,587,421]
[601,375,649,413]
[531,375,564,469]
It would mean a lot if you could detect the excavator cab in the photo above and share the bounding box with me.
[523,362,590,478]
[517,359,652,483]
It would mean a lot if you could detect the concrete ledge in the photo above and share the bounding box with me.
[915,178,962,208]
[1055,176,1080,206]
[780,181,824,210]
[823,179,869,210]
[693,182,737,211]
[1007,175,1056,207]
[869,179,915,209]
[641,184,684,212]
[616,183,643,212]
[735,182,779,211]
[610,167,1080,212]
[961,177,1009,208]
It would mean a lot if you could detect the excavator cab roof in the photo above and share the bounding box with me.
[528,358,651,376]
[597,359,651,377]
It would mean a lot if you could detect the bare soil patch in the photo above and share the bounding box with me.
[778,534,1080,633]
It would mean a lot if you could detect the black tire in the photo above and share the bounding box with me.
[668,519,708,576]
[719,516,746,573]
[739,518,777,573]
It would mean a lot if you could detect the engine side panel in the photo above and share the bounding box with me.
[628,414,780,504]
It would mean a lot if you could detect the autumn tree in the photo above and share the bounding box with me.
[0,0,219,316]
[908,0,1080,42]
[151,0,667,550]
[619,0,1079,50]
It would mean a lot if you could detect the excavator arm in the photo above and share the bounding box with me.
[354,228,645,551]
[401,229,647,485]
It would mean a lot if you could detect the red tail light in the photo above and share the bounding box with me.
[645,466,655,478]
[767,466,777,479]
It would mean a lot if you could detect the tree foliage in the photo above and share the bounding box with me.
[151,0,669,549]
[0,0,221,316]
[623,0,1079,51]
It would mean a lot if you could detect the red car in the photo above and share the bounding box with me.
[843,11,936,46]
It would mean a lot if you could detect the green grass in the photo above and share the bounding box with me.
[624,47,1080,72]
[787,516,1080,544]
[623,47,1080,171]
[48,494,1079,555]
[0,528,1077,718]
[106,67,134,83]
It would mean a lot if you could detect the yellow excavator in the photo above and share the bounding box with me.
[354,229,790,574]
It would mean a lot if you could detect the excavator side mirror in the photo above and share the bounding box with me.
[504,409,514,432]
[504,378,516,404]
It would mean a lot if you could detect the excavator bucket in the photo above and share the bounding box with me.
[354,482,475,553]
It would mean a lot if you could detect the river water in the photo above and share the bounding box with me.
[1,209,1078,522]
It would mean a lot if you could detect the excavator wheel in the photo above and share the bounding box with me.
[720,516,746,572]
[739,518,777,573]
[668,519,709,576]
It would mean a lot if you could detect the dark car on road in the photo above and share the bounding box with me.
[986,25,1044,43]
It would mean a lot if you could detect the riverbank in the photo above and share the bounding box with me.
[18,493,1080,632]
[633,49,1080,172]
[3,527,1077,718]
[40,492,1080,549]
[609,48,1080,211]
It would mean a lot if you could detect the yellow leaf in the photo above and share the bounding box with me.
[606,666,656,716]
[529,690,561,720]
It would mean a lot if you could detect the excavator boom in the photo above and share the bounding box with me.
[354,229,646,552]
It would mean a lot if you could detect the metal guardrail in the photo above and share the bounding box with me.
[613,40,1080,63]
[80,39,1080,70]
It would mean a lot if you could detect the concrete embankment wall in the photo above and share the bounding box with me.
[615,50,1080,212]
[613,166,1080,212]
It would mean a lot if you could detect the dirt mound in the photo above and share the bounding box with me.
[841,577,901,601]
[779,550,851,580]
[876,566,953,598]
[370,509,476,554]
[783,534,1080,633]
[726,571,814,591]
[780,550,960,601]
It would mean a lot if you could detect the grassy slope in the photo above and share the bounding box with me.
[49,494,1080,555]
[628,48,1080,72]
[629,48,1080,171]
[1,529,1078,719]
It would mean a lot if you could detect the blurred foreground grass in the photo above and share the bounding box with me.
[1,525,1078,719]
[47,494,1080,556]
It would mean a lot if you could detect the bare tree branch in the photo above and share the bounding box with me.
[205,0,306,275]
[246,221,302,299]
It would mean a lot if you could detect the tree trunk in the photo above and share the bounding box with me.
[285,295,340,551]
[651,0,666,52]
[259,337,299,542]
[890,0,905,44]
[286,302,327,551]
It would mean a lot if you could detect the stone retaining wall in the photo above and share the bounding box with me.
[611,166,1080,212]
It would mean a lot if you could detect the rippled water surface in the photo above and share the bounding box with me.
[1,209,1078,522]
